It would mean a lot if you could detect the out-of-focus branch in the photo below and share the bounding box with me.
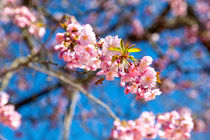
[0,54,37,91]
[63,89,79,140]
[22,29,35,52]
[0,20,60,91]
[28,64,119,120]
[13,66,95,110]
[97,8,135,36]
[149,39,187,73]
[147,4,171,33]
[15,82,62,110]
[127,4,210,52]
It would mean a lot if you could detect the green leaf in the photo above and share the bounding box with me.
[109,47,121,52]
[128,48,142,53]
[120,39,124,50]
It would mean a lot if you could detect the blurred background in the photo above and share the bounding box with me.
[0,0,209,139]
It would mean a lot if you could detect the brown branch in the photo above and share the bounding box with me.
[15,83,62,110]
[63,89,79,140]
[127,3,210,52]
[0,19,60,91]
[28,64,119,120]
[0,53,38,91]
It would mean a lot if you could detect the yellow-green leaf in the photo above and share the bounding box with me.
[109,47,122,52]
[128,48,141,53]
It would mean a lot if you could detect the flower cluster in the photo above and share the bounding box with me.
[111,112,159,140]
[0,91,21,130]
[168,0,187,16]
[157,110,194,140]
[55,17,161,101]
[1,1,45,38]
[121,56,161,101]
[55,18,101,71]
[111,110,194,140]
[87,0,140,32]
[195,0,210,42]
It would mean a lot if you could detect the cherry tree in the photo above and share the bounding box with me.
[0,0,209,139]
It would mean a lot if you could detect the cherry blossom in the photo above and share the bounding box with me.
[0,91,21,130]
[111,110,194,140]
[55,17,161,101]
[157,110,194,140]
[160,79,176,93]
[55,21,101,71]
[131,19,144,36]
[1,2,45,38]
[168,0,187,16]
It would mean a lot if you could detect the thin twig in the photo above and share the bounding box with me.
[0,54,36,91]
[0,21,60,91]
[63,90,79,140]
[28,64,119,120]
[15,83,62,110]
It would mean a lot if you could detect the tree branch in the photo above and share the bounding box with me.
[127,3,210,52]
[28,64,119,120]
[15,83,62,110]
[63,89,79,140]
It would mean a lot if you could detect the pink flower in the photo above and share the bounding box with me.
[120,56,161,101]
[195,1,210,14]
[105,71,116,81]
[169,0,188,16]
[125,0,140,5]
[143,89,162,101]
[13,6,36,28]
[2,4,45,38]
[0,91,9,106]
[100,61,112,72]
[121,74,132,83]
[194,119,206,132]
[139,56,153,70]
[54,19,161,101]
[129,64,139,77]
[136,112,159,139]
[131,19,144,36]
[111,112,158,140]
[79,24,96,45]
[55,21,101,71]
[140,67,157,88]
[101,35,121,58]
[97,60,119,81]
[29,24,46,38]
[0,92,21,130]
[67,23,81,35]
[157,110,194,140]
[161,79,176,93]
[55,33,64,44]
[111,110,193,140]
